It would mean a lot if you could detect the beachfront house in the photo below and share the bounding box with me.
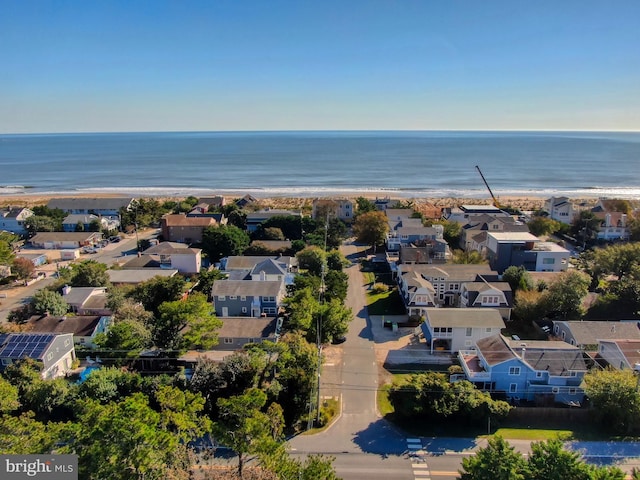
[312,198,354,223]
[458,334,587,406]
[544,197,576,224]
[47,197,135,221]
[0,333,76,380]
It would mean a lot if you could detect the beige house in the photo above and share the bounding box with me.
[161,214,218,243]
[312,198,354,223]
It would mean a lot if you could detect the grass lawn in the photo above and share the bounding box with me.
[367,288,405,315]
[377,372,607,441]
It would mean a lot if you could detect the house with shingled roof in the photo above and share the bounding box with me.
[211,280,285,318]
[459,280,513,320]
[0,207,33,235]
[25,314,111,348]
[544,196,576,224]
[597,339,640,371]
[419,308,505,354]
[458,334,587,406]
[552,320,640,350]
[160,214,218,243]
[0,333,76,379]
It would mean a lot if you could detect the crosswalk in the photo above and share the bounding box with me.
[407,438,431,479]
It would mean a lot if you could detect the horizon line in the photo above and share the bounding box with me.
[2,128,640,136]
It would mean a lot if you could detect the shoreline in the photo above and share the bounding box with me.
[0,191,602,213]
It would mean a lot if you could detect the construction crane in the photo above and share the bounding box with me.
[475,165,501,209]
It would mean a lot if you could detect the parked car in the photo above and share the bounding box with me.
[109,236,121,243]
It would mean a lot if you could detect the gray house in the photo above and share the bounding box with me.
[47,197,135,220]
[216,317,279,350]
[552,321,640,350]
[0,333,76,379]
[0,207,33,235]
[26,315,112,348]
[212,280,285,317]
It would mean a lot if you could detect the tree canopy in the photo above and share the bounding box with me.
[202,224,250,261]
[352,210,389,251]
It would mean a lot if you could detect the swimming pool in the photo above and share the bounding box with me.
[76,365,101,383]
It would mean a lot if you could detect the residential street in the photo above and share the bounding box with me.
[288,240,640,480]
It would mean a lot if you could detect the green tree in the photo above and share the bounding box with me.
[355,196,376,215]
[527,438,592,480]
[452,249,486,264]
[155,292,222,350]
[297,246,327,276]
[191,267,226,300]
[324,269,348,303]
[213,388,280,478]
[24,215,60,234]
[284,287,318,333]
[11,257,35,280]
[31,289,68,316]
[74,221,85,232]
[128,275,186,316]
[69,260,110,287]
[352,210,389,251]
[502,265,534,293]
[66,394,191,480]
[0,412,63,454]
[0,376,20,413]
[543,270,590,319]
[327,250,349,271]
[583,369,640,434]
[202,224,250,262]
[512,289,546,324]
[259,215,303,241]
[0,240,15,265]
[591,242,640,282]
[94,318,151,356]
[527,216,562,237]
[459,435,527,480]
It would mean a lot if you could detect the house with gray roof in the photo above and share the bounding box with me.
[62,213,119,232]
[26,314,111,348]
[597,339,640,371]
[0,333,76,379]
[30,231,103,249]
[47,197,135,220]
[107,268,179,285]
[419,308,506,353]
[61,286,110,316]
[125,241,202,274]
[458,334,587,406]
[552,320,640,350]
[460,214,529,251]
[211,280,285,318]
[221,255,297,273]
[215,317,279,350]
[0,207,33,235]
[459,280,513,320]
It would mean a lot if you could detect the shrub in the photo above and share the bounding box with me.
[371,283,389,294]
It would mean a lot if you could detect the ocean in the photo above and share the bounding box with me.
[1,130,639,199]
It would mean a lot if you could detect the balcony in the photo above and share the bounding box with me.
[458,351,491,381]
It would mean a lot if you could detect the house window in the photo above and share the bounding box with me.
[241,296,246,301]
[229,296,237,300]
[552,387,559,393]
[64,339,71,347]
[569,388,577,395]
[561,331,566,340]
[242,307,247,313]
[1,359,12,366]
[466,327,472,336]
[47,353,53,361]
[485,327,492,333]
[263,307,277,315]
[218,296,226,301]
[543,258,555,264]
[223,338,234,345]
[509,383,517,393]
[80,338,86,344]
[536,371,543,378]
[509,367,521,375]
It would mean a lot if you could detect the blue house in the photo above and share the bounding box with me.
[458,334,587,406]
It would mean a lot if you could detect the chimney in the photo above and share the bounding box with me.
[62,285,72,296]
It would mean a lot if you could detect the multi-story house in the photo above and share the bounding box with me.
[26,314,112,348]
[211,280,285,318]
[597,339,640,371]
[160,214,218,243]
[458,280,513,320]
[460,214,529,251]
[544,196,576,224]
[0,333,76,379]
[47,197,135,221]
[62,214,119,232]
[552,321,640,350]
[312,198,354,223]
[122,242,202,274]
[419,308,506,354]
[442,205,511,224]
[486,232,569,274]
[458,334,587,406]
[0,207,33,235]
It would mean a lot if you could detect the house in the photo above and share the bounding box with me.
[552,321,640,350]
[442,205,511,224]
[0,333,76,379]
[25,314,111,348]
[544,197,576,224]
[220,255,297,274]
[459,280,513,320]
[460,214,529,251]
[198,196,226,209]
[215,317,279,350]
[61,286,110,316]
[312,198,354,223]
[122,242,202,274]
[458,334,587,405]
[211,280,285,317]
[485,232,569,274]
[396,263,497,309]
[398,244,449,265]
[16,252,48,267]
[47,197,135,220]
[0,207,33,235]
[235,194,258,208]
[597,339,640,371]
[419,308,506,353]
[30,232,103,249]
[107,268,179,285]
[62,213,119,232]
[386,219,445,252]
[373,196,400,211]
[160,214,218,243]
[245,209,302,233]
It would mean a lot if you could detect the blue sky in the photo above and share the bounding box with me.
[1,0,639,133]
